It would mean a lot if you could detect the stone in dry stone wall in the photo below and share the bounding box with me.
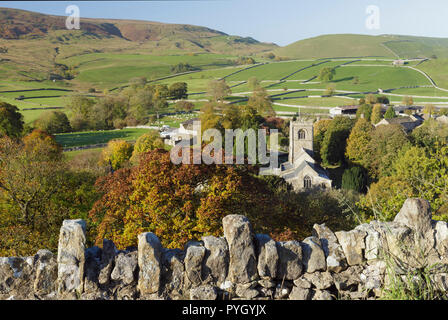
[98,239,117,286]
[312,223,347,273]
[202,236,229,286]
[57,219,86,299]
[184,242,206,288]
[190,284,218,300]
[137,232,163,296]
[335,229,366,266]
[223,215,258,284]
[161,248,185,299]
[301,236,326,273]
[255,234,278,279]
[33,250,57,297]
[393,198,440,268]
[277,241,303,280]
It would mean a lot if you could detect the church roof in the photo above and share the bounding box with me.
[281,160,331,181]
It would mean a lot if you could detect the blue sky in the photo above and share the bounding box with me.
[1,0,447,46]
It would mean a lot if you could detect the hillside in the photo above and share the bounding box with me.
[274,34,448,59]
[0,7,277,88]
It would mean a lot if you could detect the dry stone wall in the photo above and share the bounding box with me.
[2,198,448,300]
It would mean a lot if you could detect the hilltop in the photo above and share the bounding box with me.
[274,34,448,59]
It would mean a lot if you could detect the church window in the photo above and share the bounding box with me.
[298,129,306,140]
[304,175,312,189]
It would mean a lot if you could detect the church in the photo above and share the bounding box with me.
[261,119,332,191]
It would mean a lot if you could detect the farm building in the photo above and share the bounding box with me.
[329,105,359,118]
[374,115,423,133]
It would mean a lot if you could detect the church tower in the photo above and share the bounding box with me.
[289,119,314,163]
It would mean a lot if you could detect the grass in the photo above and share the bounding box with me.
[54,128,154,148]
[273,96,355,108]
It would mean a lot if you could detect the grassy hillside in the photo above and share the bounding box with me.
[274,34,448,60]
[274,34,395,59]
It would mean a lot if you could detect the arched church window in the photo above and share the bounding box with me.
[298,129,306,140]
[304,175,312,189]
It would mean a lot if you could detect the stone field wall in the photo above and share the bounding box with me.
[2,198,448,300]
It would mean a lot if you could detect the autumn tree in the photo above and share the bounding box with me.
[371,103,383,124]
[207,79,231,102]
[174,100,194,112]
[100,139,133,170]
[345,117,374,166]
[130,131,164,163]
[247,86,274,117]
[0,132,98,255]
[402,96,414,106]
[365,94,377,105]
[364,124,411,179]
[90,150,278,249]
[356,104,373,122]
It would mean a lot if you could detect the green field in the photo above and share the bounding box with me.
[55,128,154,148]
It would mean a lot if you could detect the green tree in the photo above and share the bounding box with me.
[320,116,354,166]
[248,77,260,91]
[34,110,71,134]
[364,124,411,179]
[318,67,336,82]
[384,106,396,119]
[247,86,274,117]
[0,102,24,138]
[342,166,367,193]
[100,139,133,170]
[365,94,377,105]
[169,82,188,100]
[371,103,383,124]
[207,79,231,102]
[313,119,332,162]
[345,117,374,165]
[130,131,164,163]
[356,104,373,122]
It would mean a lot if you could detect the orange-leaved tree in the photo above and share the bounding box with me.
[89,149,278,249]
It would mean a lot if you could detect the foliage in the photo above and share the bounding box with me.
[34,110,71,134]
[363,124,411,180]
[100,139,133,170]
[130,131,164,163]
[318,67,336,82]
[359,144,448,221]
[411,118,448,149]
[320,116,354,167]
[171,63,199,74]
[247,86,274,117]
[0,102,24,138]
[174,100,194,112]
[169,82,188,100]
[207,79,231,102]
[0,133,98,255]
[356,104,373,122]
[345,117,374,166]
[371,103,383,124]
[384,106,396,119]
[90,150,277,249]
[341,166,367,193]
[313,119,332,162]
